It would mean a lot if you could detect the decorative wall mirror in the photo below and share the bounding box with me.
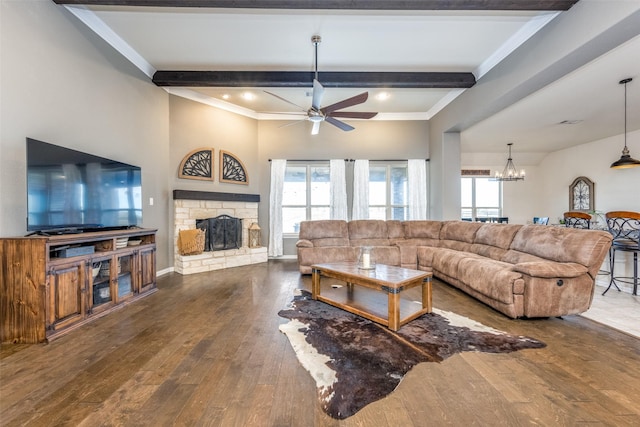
[569,176,594,211]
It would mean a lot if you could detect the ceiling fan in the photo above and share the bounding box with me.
[265,35,378,135]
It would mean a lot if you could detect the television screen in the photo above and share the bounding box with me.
[27,138,142,232]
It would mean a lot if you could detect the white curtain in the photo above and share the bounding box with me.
[352,159,369,220]
[330,159,348,220]
[268,159,286,257]
[408,159,427,220]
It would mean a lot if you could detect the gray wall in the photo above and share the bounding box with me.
[257,119,429,255]
[169,95,259,195]
[0,1,172,269]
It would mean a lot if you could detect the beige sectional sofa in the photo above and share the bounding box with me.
[296,219,612,318]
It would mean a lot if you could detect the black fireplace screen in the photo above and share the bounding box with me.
[196,215,242,251]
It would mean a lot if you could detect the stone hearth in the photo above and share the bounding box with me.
[174,192,267,275]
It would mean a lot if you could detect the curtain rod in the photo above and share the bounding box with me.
[268,159,429,162]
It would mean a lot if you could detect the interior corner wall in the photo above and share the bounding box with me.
[257,119,429,256]
[168,95,259,265]
[168,95,259,195]
[0,1,172,270]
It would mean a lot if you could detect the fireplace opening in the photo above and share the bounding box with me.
[196,215,242,251]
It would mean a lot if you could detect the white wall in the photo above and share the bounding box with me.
[539,130,640,219]
[462,130,640,224]
[0,1,172,268]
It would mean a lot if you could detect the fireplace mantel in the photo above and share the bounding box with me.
[173,190,259,203]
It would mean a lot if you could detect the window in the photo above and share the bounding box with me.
[369,163,408,220]
[461,177,501,220]
[282,163,330,234]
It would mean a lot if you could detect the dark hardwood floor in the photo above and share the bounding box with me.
[1,259,639,426]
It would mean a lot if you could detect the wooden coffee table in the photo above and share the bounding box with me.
[311,262,432,331]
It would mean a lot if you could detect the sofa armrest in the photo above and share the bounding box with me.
[296,239,313,248]
[512,261,587,278]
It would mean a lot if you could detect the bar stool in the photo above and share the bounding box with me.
[604,211,640,295]
[563,211,591,229]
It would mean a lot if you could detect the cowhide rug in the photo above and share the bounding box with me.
[278,290,546,420]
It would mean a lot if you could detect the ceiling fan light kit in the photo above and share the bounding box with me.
[265,35,378,135]
[611,77,640,169]
[493,143,525,182]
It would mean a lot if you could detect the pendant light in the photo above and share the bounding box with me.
[493,143,525,181]
[611,77,640,169]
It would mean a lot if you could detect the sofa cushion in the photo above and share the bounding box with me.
[297,246,358,268]
[386,220,405,240]
[298,220,349,247]
[474,223,522,248]
[470,223,522,261]
[432,248,483,280]
[402,220,443,239]
[458,257,525,304]
[510,225,610,267]
[439,221,483,252]
[370,246,401,267]
[441,221,483,243]
[501,249,546,265]
[348,220,391,246]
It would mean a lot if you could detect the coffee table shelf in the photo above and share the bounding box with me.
[311,262,432,331]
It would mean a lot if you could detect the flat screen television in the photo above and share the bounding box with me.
[26,138,142,233]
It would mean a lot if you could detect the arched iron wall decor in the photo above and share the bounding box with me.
[220,150,249,185]
[178,148,214,181]
[569,176,594,212]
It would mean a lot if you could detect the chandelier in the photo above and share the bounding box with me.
[611,77,640,169]
[493,143,525,181]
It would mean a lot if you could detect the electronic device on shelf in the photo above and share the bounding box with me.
[26,138,142,234]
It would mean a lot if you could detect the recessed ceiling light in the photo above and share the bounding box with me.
[242,92,255,101]
[222,94,230,100]
[376,92,390,101]
[558,119,583,125]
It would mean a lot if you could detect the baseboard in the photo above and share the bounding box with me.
[157,267,174,277]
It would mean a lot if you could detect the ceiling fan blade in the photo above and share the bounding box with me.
[325,116,355,132]
[264,90,307,112]
[311,121,321,135]
[311,79,325,110]
[329,111,378,119]
[321,92,369,115]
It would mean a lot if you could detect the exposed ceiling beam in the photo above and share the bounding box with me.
[152,71,476,88]
[52,1,579,11]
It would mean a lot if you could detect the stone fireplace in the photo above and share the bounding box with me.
[174,190,267,275]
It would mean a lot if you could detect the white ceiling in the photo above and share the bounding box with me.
[64,4,640,158]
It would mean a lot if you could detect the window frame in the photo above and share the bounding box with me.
[368,161,409,221]
[461,176,503,220]
[282,161,331,236]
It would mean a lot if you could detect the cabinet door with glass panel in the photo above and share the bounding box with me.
[115,250,136,303]
[90,255,114,312]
